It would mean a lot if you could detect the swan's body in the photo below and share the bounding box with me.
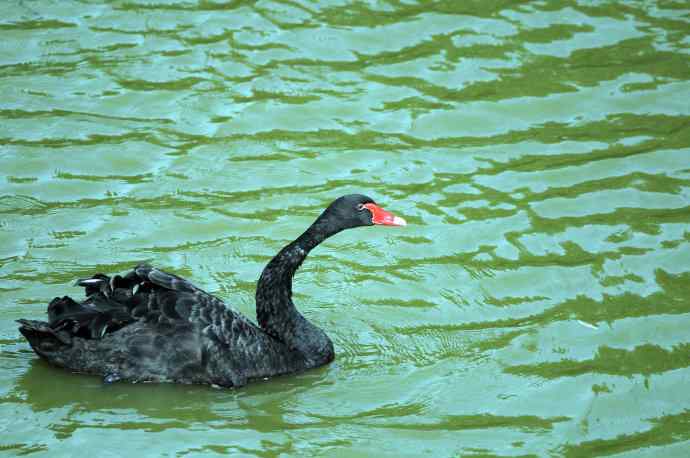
[18,195,405,387]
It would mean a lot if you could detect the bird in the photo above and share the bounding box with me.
[17,194,406,387]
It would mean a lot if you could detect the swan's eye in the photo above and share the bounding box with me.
[357,204,366,211]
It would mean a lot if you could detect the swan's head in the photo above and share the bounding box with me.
[323,194,407,230]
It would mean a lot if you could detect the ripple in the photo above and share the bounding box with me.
[1,0,689,456]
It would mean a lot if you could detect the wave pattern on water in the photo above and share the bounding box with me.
[1,0,689,456]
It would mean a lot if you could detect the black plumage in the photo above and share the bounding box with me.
[17,194,405,387]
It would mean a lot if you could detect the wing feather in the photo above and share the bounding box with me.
[50,264,264,354]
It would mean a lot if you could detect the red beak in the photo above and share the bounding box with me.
[363,203,407,226]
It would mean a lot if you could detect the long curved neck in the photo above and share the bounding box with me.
[255,218,337,367]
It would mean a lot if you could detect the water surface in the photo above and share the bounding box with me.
[1,1,689,456]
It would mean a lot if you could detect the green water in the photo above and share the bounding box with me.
[1,0,690,456]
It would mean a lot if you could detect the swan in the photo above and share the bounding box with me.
[17,194,406,387]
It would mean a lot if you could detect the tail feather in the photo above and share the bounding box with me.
[48,295,84,324]
[17,319,72,354]
[19,265,177,350]
[47,295,134,339]
[49,272,140,340]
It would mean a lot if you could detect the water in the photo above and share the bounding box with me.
[1,1,689,456]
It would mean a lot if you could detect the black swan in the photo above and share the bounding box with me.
[17,194,406,387]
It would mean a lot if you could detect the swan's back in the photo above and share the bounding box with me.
[18,264,305,386]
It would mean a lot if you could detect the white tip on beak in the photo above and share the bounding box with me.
[392,216,407,226]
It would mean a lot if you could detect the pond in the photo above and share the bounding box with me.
[1,1,689,456]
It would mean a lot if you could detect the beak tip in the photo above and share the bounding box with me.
[393,216,407,226]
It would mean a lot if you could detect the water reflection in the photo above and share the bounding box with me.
[1,0,689,455]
